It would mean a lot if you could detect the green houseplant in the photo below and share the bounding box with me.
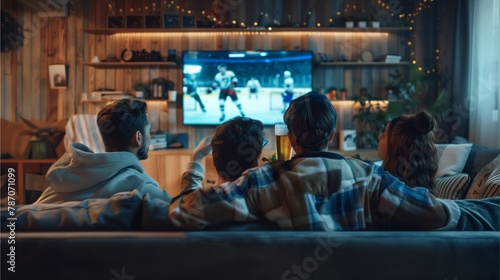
[132,80,150,99]
[20,117,65,159]
[352,94,389,149]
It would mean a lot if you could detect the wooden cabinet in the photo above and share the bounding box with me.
[0,158,57,205]
[140,149,203,197]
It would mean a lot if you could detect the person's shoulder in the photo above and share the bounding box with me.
[343,157,377,176]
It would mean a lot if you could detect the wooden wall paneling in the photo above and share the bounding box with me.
[141,39,152,85]
[157,36,168,85]
[0,51,8,119]
[56,18,67,121]
[86,0,97,103]
[31,13,42,120]
[117,36,129,93]
[42,17,55,121]
[21,6,32,120]
[67,3,80,117]
[94,35,106,91]
[251,34,263,50]
[1,1,12,120]
[38,15,50,120]
[95,0,107,28]
[262,34,272,50]
[104,37,116,91]
[131,38,142,86]
[75,0,84,110]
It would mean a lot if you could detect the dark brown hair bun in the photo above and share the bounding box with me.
[412,111,435,136]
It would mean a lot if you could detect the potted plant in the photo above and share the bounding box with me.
[132,80,150,99]
[352,97,389,149]
[345,16,354,28]
[357,14,369,28]
[20,117,65,159]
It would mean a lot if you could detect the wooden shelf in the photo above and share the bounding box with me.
[1,158,58,205]
[83,27,411,35]
[319,62,411,66]
[83,62,177,67]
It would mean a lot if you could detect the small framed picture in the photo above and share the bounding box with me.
[163,13,179,28]
[107,16,124,28]
[145,15,162,28]
[48,64,68,89]
[339,129,357,151]
[182,15,196,28]
[126,15,143,28]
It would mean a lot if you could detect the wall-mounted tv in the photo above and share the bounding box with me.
[182,50,313,125]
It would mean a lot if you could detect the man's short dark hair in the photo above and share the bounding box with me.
[284,91,337,151]
[212,117,265,182]
[97,99,149,151]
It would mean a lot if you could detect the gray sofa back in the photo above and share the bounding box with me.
[1,231,498,280]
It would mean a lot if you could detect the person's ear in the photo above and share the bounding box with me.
[328,131,335,141]
[130,131,142,148]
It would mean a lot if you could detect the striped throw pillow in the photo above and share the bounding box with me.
[480,165,500,198]
[466,155,500,199]
[436,173,470,199]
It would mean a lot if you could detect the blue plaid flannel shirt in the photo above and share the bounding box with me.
[169,152,460,230]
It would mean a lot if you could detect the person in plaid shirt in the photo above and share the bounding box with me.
[169,92,461,230]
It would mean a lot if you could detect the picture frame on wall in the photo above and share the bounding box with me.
[107,16,124,28]
[48,64,68,89]
[126,15,143,28]
[145,15,162,28]
[163,13,179,28]
[182,15,196,28]
[339,129,357,151]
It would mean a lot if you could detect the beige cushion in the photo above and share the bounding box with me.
[466,155,500,199]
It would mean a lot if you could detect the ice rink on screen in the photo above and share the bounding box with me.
[183,87,311,125]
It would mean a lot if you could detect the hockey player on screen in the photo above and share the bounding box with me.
[281,70,294,112]
[214,64,245,122]
[246,77,261,100]
[184,73,206,113]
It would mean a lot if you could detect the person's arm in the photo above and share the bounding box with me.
[229,73,238,89]
[169,136,257,229]
[373,165,460,230]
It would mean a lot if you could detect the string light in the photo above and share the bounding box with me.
[378,0,438,75]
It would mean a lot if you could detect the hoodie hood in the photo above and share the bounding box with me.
[47,143,145,192]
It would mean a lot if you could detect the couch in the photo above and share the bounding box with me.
[1,141,499,280]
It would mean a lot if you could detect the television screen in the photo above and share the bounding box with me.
[182,50,313,125]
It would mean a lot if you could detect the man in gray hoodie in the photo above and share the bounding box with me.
[35,99,171,204]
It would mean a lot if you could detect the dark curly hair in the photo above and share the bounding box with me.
[97,99,149,152]
[212,117,265,182]
[382,111,438,194]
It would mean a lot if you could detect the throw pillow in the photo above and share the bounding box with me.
[435,173,470,199]
[479,163,500,198]
[435,143,473,178]
[466,155,500,199]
